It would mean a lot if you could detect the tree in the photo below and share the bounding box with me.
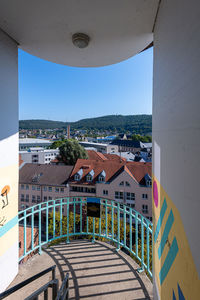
[50,140,66,149]
[59,139,88,165]
[131,134,152,143]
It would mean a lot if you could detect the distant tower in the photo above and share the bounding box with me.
[67,125,70,139]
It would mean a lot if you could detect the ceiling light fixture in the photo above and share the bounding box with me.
[72,33,90,49]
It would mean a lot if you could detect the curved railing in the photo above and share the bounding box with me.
[18,197,153,278]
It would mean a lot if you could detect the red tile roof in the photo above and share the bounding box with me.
[87,150,126,162]
[69,159,151,185]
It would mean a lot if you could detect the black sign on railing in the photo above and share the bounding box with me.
[87,198,101,218]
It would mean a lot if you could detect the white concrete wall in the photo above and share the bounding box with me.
[20,149,59,164]
[0,29,18,292]
[153,0,200,299]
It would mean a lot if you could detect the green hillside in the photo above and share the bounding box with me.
[19,115,152,134]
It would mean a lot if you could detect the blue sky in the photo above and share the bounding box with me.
[19,48,153,122]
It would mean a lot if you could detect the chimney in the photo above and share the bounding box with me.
[67,125,70,139]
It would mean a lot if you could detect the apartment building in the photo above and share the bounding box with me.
[69,156,152,220]
[19,164,73,215]
[19,138,52,150]
[79,141,118,154]
[110,140,145,153]
[20,147,59,164]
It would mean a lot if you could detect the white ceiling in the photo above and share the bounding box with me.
[0,0,158,67]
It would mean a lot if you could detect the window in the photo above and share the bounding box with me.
[26,185,29,190]
[115,191,123,200]
[55,187,59,193]
[60,188,64,193]
[37,195,40,202]
[43,186,47,191]
[32,185,36,190]
[48,186,52,192]
[125,181,130,187]
[25,194,29,202]
[32,195,36,203]
[142,205,148,214]
[99,175,105,182]
[119,181,124,186]
[142,194,148,199]
[103,190,108,195]
[86,174,92,182]
[37,186,40,191]
[49,196,52,200]
[126,192,135,201]
[21,194,25,201]
[44,196,47,201]
[74,174,80,181]
[21,184,24,190]
[146,180,152,187]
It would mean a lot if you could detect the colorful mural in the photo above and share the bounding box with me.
[153,177,200,299]
[0,164,18,257]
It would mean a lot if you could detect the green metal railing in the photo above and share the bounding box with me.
[18,197,153,278]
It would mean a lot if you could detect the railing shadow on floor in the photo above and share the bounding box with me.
[43,239,152,300]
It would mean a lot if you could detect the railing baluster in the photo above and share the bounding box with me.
[53,202,55,240]
[92,217,95,243]
[44,289,48,300]
[73,198,76,234]
[24,210,27,257]
[130,208,132,252]
[124,205,126,247]
[105,199,107,238]
[39,204,42,254]
[31,207,34,251]
[135,211,138,258]
[111,200,114,240]
[147,223,150,273]
[46,202,48,243]
[80,198,82,234]
[86,216,88,234]
[66,198,69,243]
[116,202,120,251]
[141,215,144,269]
[60,199,63,237]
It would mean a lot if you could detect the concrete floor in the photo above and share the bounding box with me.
[8,240,153,300]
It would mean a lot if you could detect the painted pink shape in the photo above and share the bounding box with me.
[153,180,158,207]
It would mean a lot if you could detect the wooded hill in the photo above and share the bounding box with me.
[19,115,152,135]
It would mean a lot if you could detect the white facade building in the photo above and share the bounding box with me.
[79,141,118,154]
[19,138,52,150]
[20,148,59,164]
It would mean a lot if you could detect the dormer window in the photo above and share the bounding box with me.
[86,169,94,182]
[144,173,152,187]
[74,168,83,181]
[86,174,92,182]
[98,170,106,182]
[74,174,80,181]
[147,180,152,187]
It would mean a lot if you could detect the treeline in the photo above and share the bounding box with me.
[19,115,152,135]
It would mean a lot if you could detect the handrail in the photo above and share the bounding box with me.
[18,197,153,278]
[56,273,69,300]
[24,279,59,300]
[0,265,56,300]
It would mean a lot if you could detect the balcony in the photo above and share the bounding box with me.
[1,197,153,299]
